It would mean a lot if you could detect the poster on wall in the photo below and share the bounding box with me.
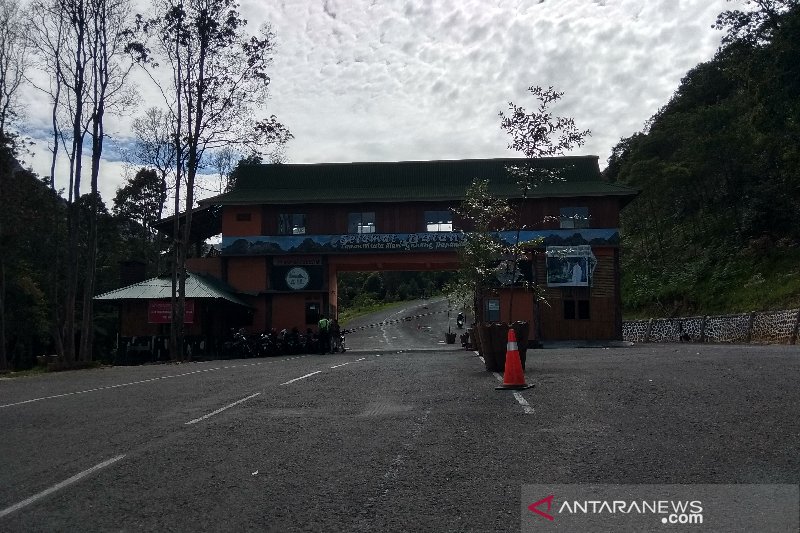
[545,246,597,287]
[148,299,195,324]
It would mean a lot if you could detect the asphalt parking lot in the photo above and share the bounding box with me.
[1,302,798,531]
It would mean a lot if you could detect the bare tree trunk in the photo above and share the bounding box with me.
[0,241,6,371]
[64,204,80,363]
[169,178,181,360]
[79,0,108,363]
[169,28,184,362]
[63,0,89,364]
[47,71,64,359]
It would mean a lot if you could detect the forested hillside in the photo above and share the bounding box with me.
[604,0,800,317]
[0,141,168,370]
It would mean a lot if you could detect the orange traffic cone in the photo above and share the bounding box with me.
[496,327,533,390]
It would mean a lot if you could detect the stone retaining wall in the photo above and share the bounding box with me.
[623,308,800,345]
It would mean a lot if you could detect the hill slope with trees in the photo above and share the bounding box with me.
[603,0,800,317]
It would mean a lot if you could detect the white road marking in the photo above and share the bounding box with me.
[487,359,535,415]
[185,393,261,425]
[513,392,535,414]
[280,371,322,385]
[0,454,126,519]
[0,359,283,409]
[355,357,366,362]
[0,367,227,409]
[330,362,350,369]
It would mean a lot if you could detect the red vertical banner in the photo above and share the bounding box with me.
[148,300,195,324]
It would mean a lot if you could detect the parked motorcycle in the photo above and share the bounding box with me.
[332,331,347,353]
[224,328,254,358]
[257,331,280,357]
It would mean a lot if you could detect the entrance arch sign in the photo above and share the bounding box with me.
[189,156,638,340]
[220,229,620,256]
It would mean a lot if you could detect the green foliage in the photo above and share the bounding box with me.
[0,131,171,369]
[113,168,166,234]
[337,271,456,317]
[606,2,800,316]
[453,179,513,296]
[0,137,65,369]
[500,86,591,159]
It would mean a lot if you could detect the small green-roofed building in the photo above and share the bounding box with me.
[95,272,250,306]
[94,272,252,363]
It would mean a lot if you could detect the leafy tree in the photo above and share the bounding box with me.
[113,167,168,274]
[114,168,168,237]
[222,153,261,193]
[127,0,292,360]
[0,135,65,370]
[496,86,590,323]
[30,0,135,362]
[499,86,591,160]
[452,178,513,322]
[127,107,176,220]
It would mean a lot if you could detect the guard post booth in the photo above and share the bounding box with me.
[192,156,636,341]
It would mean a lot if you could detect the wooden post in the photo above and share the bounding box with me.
[746,311,756,344]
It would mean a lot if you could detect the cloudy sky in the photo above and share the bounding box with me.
[20,0,742,205]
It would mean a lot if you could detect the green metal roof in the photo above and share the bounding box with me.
[94,272,250,307]
[199,156,638,206]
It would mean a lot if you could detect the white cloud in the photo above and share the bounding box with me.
[18,0,742,207]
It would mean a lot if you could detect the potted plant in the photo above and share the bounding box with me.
[452,179,519,371]
[453,85,591,372]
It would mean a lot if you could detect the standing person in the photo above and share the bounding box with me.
[318,315,331,354]
[330,318,341,352]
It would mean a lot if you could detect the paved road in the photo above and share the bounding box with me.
[1,301,799,531]
[343,297,467,352]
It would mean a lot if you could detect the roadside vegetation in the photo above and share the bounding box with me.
[337,272,455,325]
[605,0,800,317]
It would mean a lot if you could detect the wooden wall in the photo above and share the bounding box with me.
[535,247,620,340]
[221,196,624,236]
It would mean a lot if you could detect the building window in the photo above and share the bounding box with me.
[278,214,306,235]
[559,207,589,229]
[236,212,252,221]
[348,212,376,233]
[425,210,453,232]
[563,299,590,320]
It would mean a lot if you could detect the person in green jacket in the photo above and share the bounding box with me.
[318,315,331,354]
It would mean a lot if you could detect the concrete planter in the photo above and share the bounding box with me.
[476,321,529,372]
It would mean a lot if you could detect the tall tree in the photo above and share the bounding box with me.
[79,0,136,362]
[0,0,31,370]
[113,167,168,237]
[0,0,30,137]
[127,106,175,219]
[128,0,292,360]
[31,0,134,362]
[498,85,590,321]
